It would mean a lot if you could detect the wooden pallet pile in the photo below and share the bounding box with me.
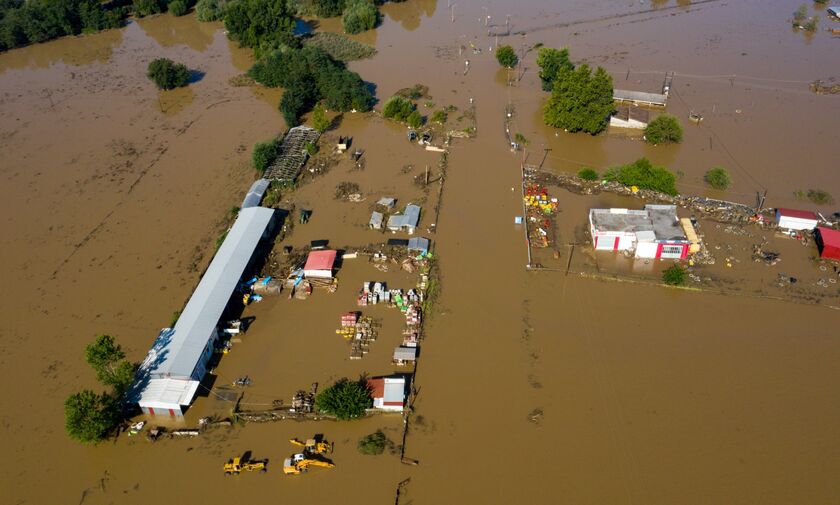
[335,312,380,359]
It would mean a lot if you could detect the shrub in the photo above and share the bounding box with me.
[802,15,818,31]
[578,167,598,181]
[64,391,121,444]
[133,0,168,16]
[342,0,379,34]
[147,58,190,90]
[795,188,835,205]
[315,378,372,419]
[357,430,388,455]
[662,264,686,286]
[407,110,423,128]
[603,157,678,195]
[794,3,808,21]
[495,44,518,68]
[704,167,730,190]
[514,132,528,145]
[382,95,415,122]
[543,63,614,135]
[644,114,683,144]
[431,110,447,124]
[311,103,330,132]
[252,138,281,173]
[195,0,226,20]
[168,0,189,16]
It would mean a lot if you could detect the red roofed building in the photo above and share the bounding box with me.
[368,376,406,411]
[815,227,840,261]
[776,208,819,231]
[303,249,337,278]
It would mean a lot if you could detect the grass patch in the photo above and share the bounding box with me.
[704,167,731,190]
[578,167,598,181]
[304,32,376,62]
[794,188,834,205]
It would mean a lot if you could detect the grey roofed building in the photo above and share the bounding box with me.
[387,204,421,233]
[369,211,384,229]
[242,179,270,208]
[407,237,430,254]
[645,204,688,241]
[613,89,667,107]
[376,197,396,208]
[589,205,686,242]
[393,346,417,362]
[132,206,275,415]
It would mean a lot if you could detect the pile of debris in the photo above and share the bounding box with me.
[752,242,781,266]
[523,184,558,249]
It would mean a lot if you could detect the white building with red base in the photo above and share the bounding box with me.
[589,205,689,259]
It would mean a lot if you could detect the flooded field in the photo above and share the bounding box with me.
[2,0,840,503]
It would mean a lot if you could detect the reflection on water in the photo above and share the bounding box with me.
[382,0,438,31]
[137,13,218,52]
[158,85,196,116]
[0,27,124,74]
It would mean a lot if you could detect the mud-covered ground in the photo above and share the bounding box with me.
[2,0,840,503]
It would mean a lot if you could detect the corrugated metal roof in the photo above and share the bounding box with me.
[242,179,270,208]
[407,237,430,252]
[393,346,417,360]
[387,204,421,230]
[138,207,274,381]
[614,89,667,105]
[369,211,383,228]
[776,208,818,221]
[136,378,200,410]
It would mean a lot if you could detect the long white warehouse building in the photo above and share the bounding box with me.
[130,206,275,417]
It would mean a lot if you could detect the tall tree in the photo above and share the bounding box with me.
[536,47,573,91]
[85,334,135,392]
[543,63,614,135]
[64,390,121,443]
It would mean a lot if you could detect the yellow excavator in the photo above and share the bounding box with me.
[223,456,268,475]
[289,435,333,456]
[282,453,335,475]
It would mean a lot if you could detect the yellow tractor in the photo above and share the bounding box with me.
[282,453,335,475]
[289,435,333,456]
[223,456,268,475]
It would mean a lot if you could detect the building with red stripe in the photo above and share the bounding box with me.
[589,205,689,260]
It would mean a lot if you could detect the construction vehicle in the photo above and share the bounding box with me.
[282,453,335,475]
[289,435,333,456]
[223,456,268,475]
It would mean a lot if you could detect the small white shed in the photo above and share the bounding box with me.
[776,208,818,231]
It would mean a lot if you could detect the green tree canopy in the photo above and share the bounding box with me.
[195,0,227,20]
[315,377,372,420]
[133,0,167,16]
[603,157,678,195]
[495,44,518,68]
[223,0,294,50]
[311,102,330,132]
[536,47,573,91]
[644,114,683,144]
[0,0,126,51]
[64,390,121,443]
[662,264,687,286]
[431,110,447,124]
[85,335,136,392]
[406,110,423,128]
[252,138,281,173]
[342,0,378,34]
[357,430,387,455]
[168,0,190,16]
[382,95,415,122]
[543,63,614,135]
[704,167,730,190]
[147,58,190,90]
[578,167,599,181]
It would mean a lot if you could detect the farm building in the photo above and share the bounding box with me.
[376,197,396,208]
[387,204,421,234]
[241,178,269,208]
[589,205,689,259]
[610,106,649,129]
[131,207,276,416]
[303,249,337,278]
[369,376,407,411]
[393,346,418,366]
[613,89,667,107]
[776,208,818,231]
[369,211,384,230]
[815,227,840,260]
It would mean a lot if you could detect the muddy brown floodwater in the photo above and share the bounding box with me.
[2,0,840,503]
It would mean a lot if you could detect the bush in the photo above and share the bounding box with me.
[223,0,295,50]
[195,0,226,20]
[495,44,518,68]
[252,138,281,173]
[794,3,808,21]
[315,378,372,419]
[578,167,598,181]
[168,0,190,16]
[431,110,447,124]
[311,103,330,132]
[147,58,190,90]
[644,114,683,144]
[342,0,379,34]
[357,430,387,455]
[543,63,614,135]
[64,391,121,444]
[704,167,730,190]
[382,95,415,122]
[407,110,423,128]
[603,157,678,195]
[662,264,686,286]
[795,188,835,205]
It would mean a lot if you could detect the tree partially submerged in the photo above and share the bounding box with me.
[342,0,379,34]
[495,44,518,68]
[147,58,190,90]
[85,335,136,393]
[315,377,372,420]
[662,264,687,286]
[357,430,388,455]
[382,95,415,122]
[64,390,121,444]
[536,47,572,91]
[644,114,683,144]
[252,138,281,173]
[603,158,678,196]
[578,167,599,181]
[543,62,614,135]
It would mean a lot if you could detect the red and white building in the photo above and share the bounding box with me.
[303,249,337,278]
[368,376,407,412]
[589,205,689,259]
[775,208,819,231]
[815,227,840,261]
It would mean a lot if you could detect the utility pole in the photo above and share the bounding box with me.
[539,148,551,170]
[506,14,510,34]
[450,3,455,22]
